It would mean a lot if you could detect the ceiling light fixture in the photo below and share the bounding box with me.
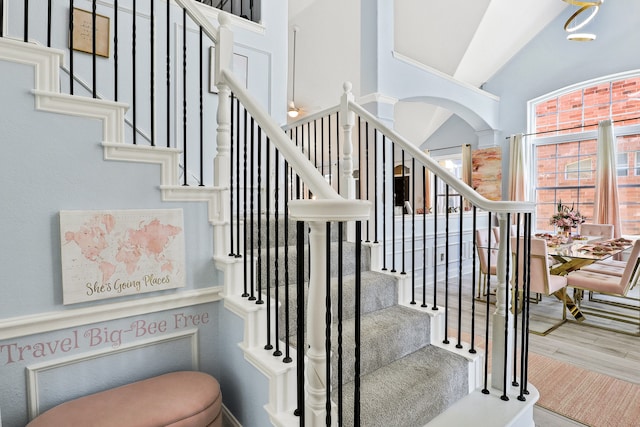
[562,0,603,41]
[288,26,300,118]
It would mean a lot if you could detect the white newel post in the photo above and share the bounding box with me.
[213,14,234,259]
[289,199,370,427]
[340,82,357,242]
[491,213,514,391]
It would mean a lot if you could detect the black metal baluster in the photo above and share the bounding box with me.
[335,112,340,194]
[432,175,439,311]
[382,135,387,271]
[68,1,74,95]
[374,130,378,243]
[365,122,370,242]
[242,108,249,297]
[256,126,264,305]
[457,194,464,348]
[337,221,344,425]
[23,0,28,42]
[249,118,256,301]
[165,0,170,147]
[512,214,521,387]
[114,0,119,101]
[236,99,242,258]
[229,93,235,256]
[391,141,396,273]
[354,221,362,426]
[327,115,332,187]
[92,0,97,98]
[1,0,5,38]
[410,157,416,304]
[321,116,325,182]
[294,220,305,422]
[283,159,292,363]
[519,214,532,400]
[501,212,512,402]
[482,212,493,395]
[421,165,427,308]
[401,149,406,275]
[133,0,138,144]
[47,0,52,47]
[198,28,203,177]
[272,145,283,358]
[150,0,155,145]
[443,185,450,345]
[325,221,332,427]
[180,8,186,167]
[470,206,478,354]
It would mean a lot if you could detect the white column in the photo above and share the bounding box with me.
[340,82,357,242]
[213,14,234,258]
[289,199,371,427]
[491,213,514,391]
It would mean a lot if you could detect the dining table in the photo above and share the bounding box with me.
[534,234,634,322]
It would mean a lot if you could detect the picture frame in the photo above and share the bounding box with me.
[71,8,110,58]
[209,47,249,93]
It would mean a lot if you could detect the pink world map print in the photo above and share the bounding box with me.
[60,209,186,304]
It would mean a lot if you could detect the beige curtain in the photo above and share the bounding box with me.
[594,119,622,238]
[462,144,472,210]
[508,134,528,202]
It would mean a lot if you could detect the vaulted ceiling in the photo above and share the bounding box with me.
[288,0,571,144]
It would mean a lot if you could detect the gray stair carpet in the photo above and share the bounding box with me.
[255,216,469,425]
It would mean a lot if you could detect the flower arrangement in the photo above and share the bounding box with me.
[549,201,586,229]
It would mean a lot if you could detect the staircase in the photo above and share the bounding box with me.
[253,219,471,426]
[1,1,540,425]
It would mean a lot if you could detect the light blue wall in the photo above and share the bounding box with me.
[0,1,285,425]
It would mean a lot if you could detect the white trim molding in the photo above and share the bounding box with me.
[0,287,223,341]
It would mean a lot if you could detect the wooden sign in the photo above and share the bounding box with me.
[60,209,186,305]
[72,8,110,57]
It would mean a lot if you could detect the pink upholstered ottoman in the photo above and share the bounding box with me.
[27,371,222,427]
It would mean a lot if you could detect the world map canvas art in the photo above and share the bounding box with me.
[60,209,186,305]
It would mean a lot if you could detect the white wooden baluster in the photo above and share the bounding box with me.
[289,199,370,427]
[491,213,514,392]
[340,82,357,243]
[214,13,233,259]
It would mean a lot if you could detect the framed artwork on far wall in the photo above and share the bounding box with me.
[71,8,110,58]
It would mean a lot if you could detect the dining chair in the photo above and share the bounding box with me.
[511,236,568,335]
[476,228,498,299]
[565,239,640,335]
[567,240,640,295]
[579,223,614,239]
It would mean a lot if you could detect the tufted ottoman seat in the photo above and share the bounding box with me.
[27,371,222,427]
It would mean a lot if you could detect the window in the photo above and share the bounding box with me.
[529,72,640,236]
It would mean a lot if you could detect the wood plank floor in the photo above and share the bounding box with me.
[415,273,640,426]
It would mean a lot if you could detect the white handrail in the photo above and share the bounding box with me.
[348,101,535,214]
[222,70,341,201]
[174,0,219,43]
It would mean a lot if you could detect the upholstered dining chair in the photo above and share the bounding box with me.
[511,236,568,335]
[476,228,498,299]
[566,239,640,295]
[579,223,614,239]
[565,239,640,332]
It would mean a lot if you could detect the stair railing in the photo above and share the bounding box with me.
[285,83,538,402]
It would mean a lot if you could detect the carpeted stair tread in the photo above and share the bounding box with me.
[335,345,469,427]
[290,305,432,385]
[277,271,397,339]
[258,241,372,288]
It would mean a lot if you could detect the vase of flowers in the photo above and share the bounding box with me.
[549,201,586,239]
